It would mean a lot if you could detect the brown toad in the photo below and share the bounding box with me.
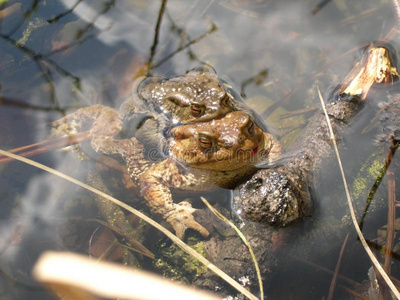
[51,70,280,239]
[132,69,234,124]
[102,69,240,158]
[91,111,281,239]
[56,70,253,160]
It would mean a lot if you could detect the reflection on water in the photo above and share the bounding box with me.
[0,0,399,299]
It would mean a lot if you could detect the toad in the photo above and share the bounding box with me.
[51,69,281,239]
[55,69,259,160]
[70,111,281,239]
[68,69,241,159]
[126,69,235,125]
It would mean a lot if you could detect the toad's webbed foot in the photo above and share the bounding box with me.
[164,201,209,240]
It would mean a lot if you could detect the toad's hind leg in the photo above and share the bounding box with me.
[139,159,209,239]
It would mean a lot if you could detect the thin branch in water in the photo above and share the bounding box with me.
[240,69,269,97]
[0,33,81,91]
[47,0,83,23]
[358,145,398,230]
[327,233,350,300]
[147,0,168,72]
[358,162,386,231]
[44,33,97,57]
[312,0,332,15]
[4,0,41,38]
[35,58,58,106]
[45,1,116,57]
[0,97,79,113]
[73,0,116,41]
[153,22,218,69]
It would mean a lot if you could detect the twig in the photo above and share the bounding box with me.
[240,69,268,97]
[358,156,388,231]
[4,0,40,38]
[316,86,400,299]
[312,0,332,15]
[0,149,259,300]
[327,233,350,300]
[47,0,83,23]
[147,0,168,72]
[0,33,81,90]
[153,22,217,69]
[0,96,79,113]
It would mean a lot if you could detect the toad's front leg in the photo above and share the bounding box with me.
[51,105,122,143]
[139,159,209,239]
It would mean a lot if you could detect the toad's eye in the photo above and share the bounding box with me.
[191,103,205,116]
[198,135,213,149]
[247,120,255,135]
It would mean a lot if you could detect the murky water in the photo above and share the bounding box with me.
[0,0,399,299]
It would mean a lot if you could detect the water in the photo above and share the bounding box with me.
[0,0,399,299]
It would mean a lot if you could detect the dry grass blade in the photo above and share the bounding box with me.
[0,148,259,300]
[33,251,221,300]
[391,0,400,25]
[316,87,400,299]
[0,131,91,164]
[201,197,263,300]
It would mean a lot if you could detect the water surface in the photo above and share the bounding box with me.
[0,0,399,299]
